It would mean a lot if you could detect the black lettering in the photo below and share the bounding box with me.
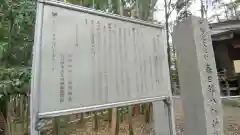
[205,63,212,73]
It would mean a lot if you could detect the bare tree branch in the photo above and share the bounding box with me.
[168,0,172,9]
[167,6,176,18]
[167,1,177,18]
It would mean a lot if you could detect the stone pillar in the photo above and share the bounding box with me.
[172,16,224,135]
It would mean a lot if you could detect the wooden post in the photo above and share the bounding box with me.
[52,118,59,135]
[92,112,98,132]
[110,108,118,135]
[128,106,133,135]
[172,16,224,135]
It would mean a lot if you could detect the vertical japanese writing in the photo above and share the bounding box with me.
[112,24,117,98]
[137,29,144,94]
[60,54,65,103]
[136,28,142,94]
[91,20,96,102]
[123,27,130,97]
[156,34,163,82]
[108,23,112,101]
[149,56,154,92]
[103,25,108,102]
[118,27,123,97]
[115,27,120,96]
[91,20,95,56]
[141,31,148,93]
[137,29,144,93]
[119,27,125,96]
[132,28,139,93]
[199,19,221,135]
[153,36,160,84]
[96,21,101,103]
[67,54,73,102]
[76,24,79,47]
[52,13,57,71]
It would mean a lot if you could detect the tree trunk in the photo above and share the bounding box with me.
[164,0,174,93]
[92,112,98,132]
[119,0,124,16]
[128,106,133,135]
[110,108,118,135]
[200,0,205,18]
[5,99,13,135]
[52,118,59,135]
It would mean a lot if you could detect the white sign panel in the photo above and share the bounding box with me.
[34,1,171,116]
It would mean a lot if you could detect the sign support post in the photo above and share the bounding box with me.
[30,1,44,135]
[173,16,224,135]
[152,98,176,135]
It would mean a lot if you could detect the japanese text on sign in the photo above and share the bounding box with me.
[199,19,221,135]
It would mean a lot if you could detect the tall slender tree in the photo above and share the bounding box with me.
[0,0,35,134]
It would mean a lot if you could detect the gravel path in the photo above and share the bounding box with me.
[173,98,240,135]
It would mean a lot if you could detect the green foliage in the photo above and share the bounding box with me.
[175,0,194,21]
[65,0,157,20]
[66,0,117,13]
[0,0,36,67]
[0,0,35,120]
[0,67,31,97]
[235,0,240,4]
[176,10,192,21]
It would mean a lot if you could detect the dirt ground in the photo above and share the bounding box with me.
[40,98,240,135]
[173,98,240,135]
